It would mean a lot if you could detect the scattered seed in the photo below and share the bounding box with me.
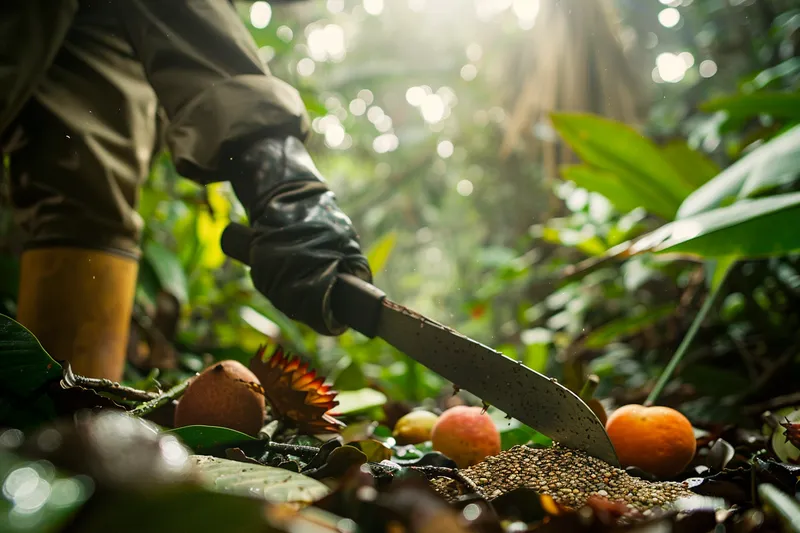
[429,444,694,512]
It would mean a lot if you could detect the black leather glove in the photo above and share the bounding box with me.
[224,135,372,336]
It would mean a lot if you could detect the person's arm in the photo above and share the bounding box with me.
[115,0,372,336]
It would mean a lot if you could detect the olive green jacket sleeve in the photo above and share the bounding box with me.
[115,0,311,185]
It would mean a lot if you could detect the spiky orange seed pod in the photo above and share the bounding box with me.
[247,345,344,434]
[781,418,800,449]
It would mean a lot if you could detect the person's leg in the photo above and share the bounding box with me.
[5,5,161,381]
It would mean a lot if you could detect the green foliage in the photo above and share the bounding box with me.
[167,426,257,455]
[0,315,62,429]
[189,455,330,504]
[551,112,712,220]
[333,388,388,416]
[678,124,800,218]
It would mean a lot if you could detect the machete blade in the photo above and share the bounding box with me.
[376,298,620,467]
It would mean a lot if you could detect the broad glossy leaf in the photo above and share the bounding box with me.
[678,124,800,218]
[0,315,62,428]
[660,141,721,190]
[168,426,256,455]
[143,240,189,304]
[189,455,330,504]
[700,92,800,121]
[0,314,61,397]
[631,191,800,259]
[551,112,693,219]
[561,164,669,217]
[330,388,387,416]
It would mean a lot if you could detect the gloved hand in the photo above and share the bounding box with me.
[224,135,372,336]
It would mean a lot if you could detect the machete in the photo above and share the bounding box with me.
[220,222,619,467]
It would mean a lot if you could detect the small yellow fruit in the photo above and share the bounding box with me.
[174,360,267,436]
[392,410,439,445]
[430,405,501,468]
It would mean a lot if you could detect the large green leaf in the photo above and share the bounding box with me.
[678,124,800,218]
[700,92,800,121]
[560,165,645,215]
[659,141,721,190]
[551,112,695,219]
[142,240,189,305]
[0,315,62,428]
[168,426,257,455]
[630,191,800,259]
[188,455,330,504]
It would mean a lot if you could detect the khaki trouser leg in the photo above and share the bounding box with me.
[3,6,163,380]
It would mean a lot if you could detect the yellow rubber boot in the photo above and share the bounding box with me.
[15,247,138,381]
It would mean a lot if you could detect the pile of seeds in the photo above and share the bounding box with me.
[429,444,695,512]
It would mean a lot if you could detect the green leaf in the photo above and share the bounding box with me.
[744,58,800,91]
[551,112,694,219]
[678,124,800,218]
[332,388,388,416]
[168,426,257,455]
[142,240,189,304]
[583,303,677,349]
[365,231,397,274]
[0,315,62,429]
[631,191,800,260]
[708,257,738,291]
[523,343,549,373]
[561,164,661,216]
[700,92,800,121]
[188,455,330,504]
[659,141,721,190]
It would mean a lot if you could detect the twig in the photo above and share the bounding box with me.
[128,379,191,418]
[744,391,800,415]
[259,441,321,459]
[410,466,485,498]
[645,267,730,406]
[70,375,159,402]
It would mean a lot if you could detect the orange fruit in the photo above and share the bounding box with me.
[174,360,267,436]
[605,404,696,478]
[430,405,501,468]
[393,410,439,445]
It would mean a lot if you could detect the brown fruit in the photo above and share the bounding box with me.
[605,404,696,478]
[174,360,267,436]
[430,405,501,468]
[393,410,439,445]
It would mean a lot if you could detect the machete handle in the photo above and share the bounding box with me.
[220,222,385,338]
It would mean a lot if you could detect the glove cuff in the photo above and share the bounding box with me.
[225,135,328,220]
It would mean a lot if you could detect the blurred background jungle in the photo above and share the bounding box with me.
[1,0,799,428]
